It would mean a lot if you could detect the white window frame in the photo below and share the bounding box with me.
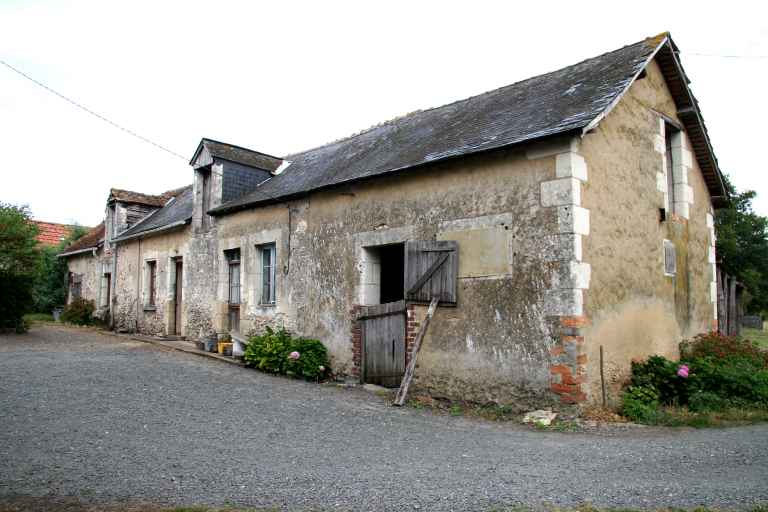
[258,243,277,305]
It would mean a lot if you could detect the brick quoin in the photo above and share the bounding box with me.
[560,316,590,328]
[349,305,362,377]
[550,315,589,404]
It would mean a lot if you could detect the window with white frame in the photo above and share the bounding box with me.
[226,249,241,305]
[259,243,276,305]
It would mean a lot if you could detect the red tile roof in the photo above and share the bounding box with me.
[32,221,76,247]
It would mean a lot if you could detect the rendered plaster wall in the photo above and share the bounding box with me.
[579,59,716,402]
[112,228,190,336]
[65,252,100,305]
[215,147,570,407]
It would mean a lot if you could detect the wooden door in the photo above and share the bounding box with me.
[360,300,406,387]
[404,240,458,304]
[174,260,183,335]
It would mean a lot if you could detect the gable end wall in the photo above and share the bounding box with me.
[579,59,717,403]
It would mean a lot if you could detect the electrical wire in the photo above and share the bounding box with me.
[686,53,768,59]
[0,58,188,160]
[1,58,282,205]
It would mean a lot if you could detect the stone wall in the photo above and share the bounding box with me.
[112,228,190,336]
[214,146,572,407]
[580,60,717,404]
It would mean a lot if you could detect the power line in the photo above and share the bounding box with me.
[1,58,282,205]
[686,53,768,59]
[0,58,188,160]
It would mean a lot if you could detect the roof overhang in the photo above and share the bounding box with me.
[58,244,100,258]
[585,33,728,207]
[111,219,190,244]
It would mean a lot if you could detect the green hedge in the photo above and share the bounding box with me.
[243,326,330,381]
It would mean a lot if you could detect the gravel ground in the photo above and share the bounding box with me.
[1,325,767,511]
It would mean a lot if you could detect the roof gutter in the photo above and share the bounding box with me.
[58,246,99,258]
[112,219,190,244]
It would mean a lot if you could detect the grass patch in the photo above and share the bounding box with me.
[743,327,768,350]
[636,405,768,428]
[23,313,54,323]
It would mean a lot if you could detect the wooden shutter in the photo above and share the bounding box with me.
[404,240,458,304]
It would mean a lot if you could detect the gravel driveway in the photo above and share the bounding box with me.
[1,325,767,511]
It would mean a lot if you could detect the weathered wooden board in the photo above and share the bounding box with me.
[404,240,457,304]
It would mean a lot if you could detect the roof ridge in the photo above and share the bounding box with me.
[201,137,282,161]
[283,35,658,160]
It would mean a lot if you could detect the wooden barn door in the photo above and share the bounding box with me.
[359,240,458,387]
[360,301,406,387]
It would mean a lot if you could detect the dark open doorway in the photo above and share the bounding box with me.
[378,243,404,304]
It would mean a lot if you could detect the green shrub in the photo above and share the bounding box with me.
[243,326,330,381]
[621,385,659,422]
[688,391,728,412]
[680,332,768,368]
[629,355,688,405]
[285,337,330,380]
[60,298,95,325]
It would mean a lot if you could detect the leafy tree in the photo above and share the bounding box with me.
[0,203,40,331]
[32,225,87,313]
[715,177,768,314]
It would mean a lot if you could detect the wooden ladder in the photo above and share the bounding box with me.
[392,296,439,406]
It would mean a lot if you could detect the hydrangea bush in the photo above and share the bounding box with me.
[243,326,330,381]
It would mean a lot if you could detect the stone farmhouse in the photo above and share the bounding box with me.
[61,33,726,407]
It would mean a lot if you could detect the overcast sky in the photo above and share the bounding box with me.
[1,1,766,226]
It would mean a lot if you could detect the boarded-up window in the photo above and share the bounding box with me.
[663,239,676,276]
[147,261,157,306]
[404,240,458,304]
[260,243,276,305]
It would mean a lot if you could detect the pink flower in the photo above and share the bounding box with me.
[318,365,325,372]
[289,351,300,360]
[677,365,689,378]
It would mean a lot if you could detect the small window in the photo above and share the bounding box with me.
[70,273,82,300]
[226,249,241,304]
[201,169,212,229]
[664,123,679,216]
[260,244,276,305]
[147,261,157,306]
[663,239,676,276]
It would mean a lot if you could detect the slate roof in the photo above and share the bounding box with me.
[59,222,105,256]
[113,185,194,241]
[191,138,283,172]
[211,33,726,215]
